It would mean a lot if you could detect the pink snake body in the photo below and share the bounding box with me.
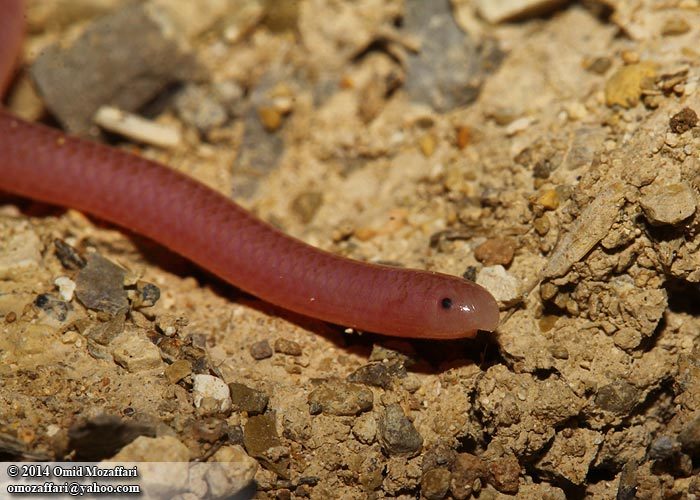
[0,0,498,339]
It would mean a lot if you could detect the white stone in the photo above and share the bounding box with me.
[193,374,231,413]
[476,265,521,304]
[54,276,76,301]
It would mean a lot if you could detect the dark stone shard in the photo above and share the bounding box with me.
[84,312,126,345]
[243,414,289,478]
[54,239,86,270]
[229,382,269,415]
[594,380,641,415]
[347,362,395,389]
[75,253,129,314]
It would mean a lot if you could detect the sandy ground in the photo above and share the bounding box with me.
[1,0,699,498]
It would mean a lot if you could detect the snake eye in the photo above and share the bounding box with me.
[440,297,453,310]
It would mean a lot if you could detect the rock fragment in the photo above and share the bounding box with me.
[487,453,520,494]
[669,107,698,134]
[378,403,423,457]
[192,374,232,414]
[75,254,129,315]
[243,414,288,478]
[403,0,495,112]
[639,182,696,226]
[165,359,192,384]
[274,338,302,356]
[30,2,202,134]
[421,467,451,500]
[450,453,486,500]
[678,414,700,457]
[604,62,656,108]
[111,329,163,372]
[474,238,515,267]
[308,380,373,416]
[476,265,520,304]
[229,382,269,415]
[249,340,273,360]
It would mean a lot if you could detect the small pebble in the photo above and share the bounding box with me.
[594,380,641,415]
[54,276,76,301]
[111,329,162,372]
[476,265,520,304]
[75,253,128,315]
[669,107,698,134]
[421,467,451,500]
[604,62,657,108]
[613,327,642,351]
[257,106,283,132]
[229,382,269,415]
[487,454,520,494]
[243,414,288,477]
[53,239,86,270]
[165,359,192,384]
[455,125,471,149]
[290,191,323,224]
[661,17,690,36]
[347,362,395,389]
[351,414,377,445]
[249,340,273,359]
[474,238,515,267]
[451,453,487,500]
[131,281,160,308]
[377,403,423,457]
[274,338,302,356]
[536,189,560,210]
[678,414,700,457]
[419,133,437,157]
[174,84,228,133]
[192,374,232,414]
[308,380,373,416]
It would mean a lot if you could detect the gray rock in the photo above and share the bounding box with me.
[249,340,273,360]
[377,403,423,456]
[174,84,228,133]
[31,3,202,134]
[75,253,128,315]
[594,380,641,415]
[403,0,502,112]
